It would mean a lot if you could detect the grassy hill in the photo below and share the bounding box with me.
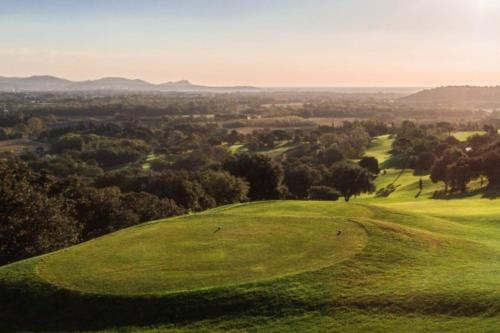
[1,135,499,332]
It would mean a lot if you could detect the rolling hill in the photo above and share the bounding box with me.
[399,86,500,107]
[0,135,499,332]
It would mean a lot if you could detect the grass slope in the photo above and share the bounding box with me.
[37,214,366,295]
[0,135,499,332]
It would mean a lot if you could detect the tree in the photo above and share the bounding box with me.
[324,162,376,202]
[475,147,500,188]
[483,124,497,136]
[392,137,414,158]
[414,152,436,175]
[226,130,242,145]
[358,156,380,175]
[121,192,181,222]
[436,122,454,136]
[147,171,211,210]
[317,145,344,167]
[62,185,127,239]
[26,117,44,135]
[224,154,286,200]
[284,163,321,198]
[446,158,475,193]
[430,148,468,192]
[443,136,461,147]
[198,170,249,205]
[0,160,80,265]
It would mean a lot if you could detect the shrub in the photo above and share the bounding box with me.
[308,186,340,201]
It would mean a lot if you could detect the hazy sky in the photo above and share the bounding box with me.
[1,0,500,86]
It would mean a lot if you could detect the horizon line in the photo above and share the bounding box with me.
[3,74,500,89]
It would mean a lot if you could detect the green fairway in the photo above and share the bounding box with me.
[365,134,393,163]
[0,135,499,332]
[452,131,485,141]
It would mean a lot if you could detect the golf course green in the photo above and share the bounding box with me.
[37,214,366,295]
[0,135,499,332]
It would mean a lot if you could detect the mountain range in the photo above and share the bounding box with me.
[0,75,260,93]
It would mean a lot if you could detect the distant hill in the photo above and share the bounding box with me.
[0,75,73,91]
[399,86,500,107]
[0,75,260,93]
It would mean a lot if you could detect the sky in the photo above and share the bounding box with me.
[1,0,500,87]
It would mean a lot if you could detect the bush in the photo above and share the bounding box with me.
[358,156,380,175]
[308,186,340,201]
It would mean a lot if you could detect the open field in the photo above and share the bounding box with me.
[0,138,44,155]
[452,131,485,141]
[0,135,499,332]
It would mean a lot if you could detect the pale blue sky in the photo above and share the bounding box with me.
[1,0,500,86]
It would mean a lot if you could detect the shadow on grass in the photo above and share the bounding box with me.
[0,280,311,333]
[2,277,498,332]
[380,154,406,170]
[432,187,500,200]
[375,168,406,198]
[375,184,400,198]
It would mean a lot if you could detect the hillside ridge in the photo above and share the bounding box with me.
[399,85,500,106]
[0,75,260,93]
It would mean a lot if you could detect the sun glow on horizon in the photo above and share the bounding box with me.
[0,0,500,86]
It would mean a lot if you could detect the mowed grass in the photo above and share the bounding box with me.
[36,214,365,295]
[452,131,485,141]
[0,135,499,332]
[365,134,393,163]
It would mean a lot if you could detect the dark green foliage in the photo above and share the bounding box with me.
[83,148,142,168]
[52,133,85,153]
[29,153,104,177]
[319,126,371,159]
[61,185,131,239]
[324,162,376,202]
[358,156,380,175]
[284,163,321,198]
[307,186,340,201]
[224,154,286,200]
[198,170,249,205]
[121,192,181,222]
[392,137,414,159]
[146,171,213,210]
[0,160,80,265]
[431,148,469,192]
[414,152,436,175]
[317,145,344,167]
[446,158,476,193]
[54,178,182,239]
[472,141,500,188]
